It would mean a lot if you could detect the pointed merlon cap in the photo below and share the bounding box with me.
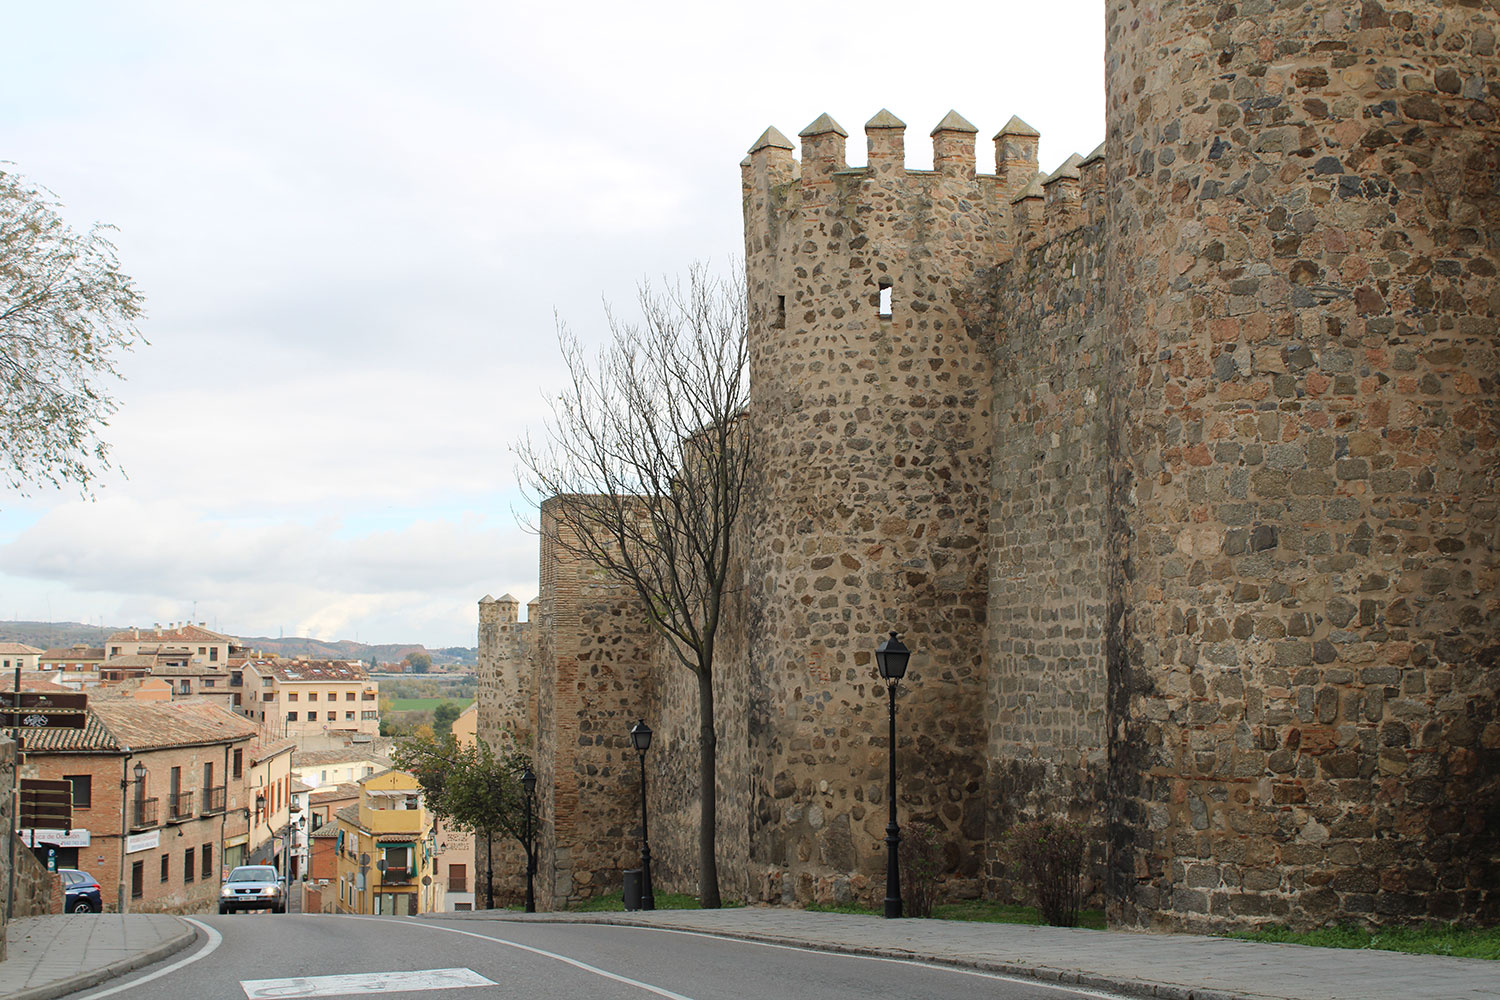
[1012,172,1047,202]
[994,115,1040,140]
[740,155,752,167]
[479,594,496,604]
[1044,153,1083,183]
[1080,140,1106,165]
[799,113,848,138]
[865,108,906,130]
[749,126,795,154]
[499,593,520,604]
[931,110,978,136]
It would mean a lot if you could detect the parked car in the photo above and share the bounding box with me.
[59,869,102,913]
[219,865,286,914]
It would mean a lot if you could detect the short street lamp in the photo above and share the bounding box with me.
[628,719,655,911]
[520,767,537,913]
[875,631,911,919]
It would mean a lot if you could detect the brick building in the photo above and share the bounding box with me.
[19,699,259,913]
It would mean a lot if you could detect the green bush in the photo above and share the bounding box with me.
[1005,818,1086,927]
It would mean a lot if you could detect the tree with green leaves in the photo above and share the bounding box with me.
[1,168,145,495]
[403,650,432,674]
[514,264,750,908]
[391,732,531,909]
[432,701,462,734]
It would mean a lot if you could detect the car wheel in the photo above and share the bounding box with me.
[219,905,229,915]
[71,901,93,914]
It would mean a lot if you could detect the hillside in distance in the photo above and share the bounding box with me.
[0,621,475,667]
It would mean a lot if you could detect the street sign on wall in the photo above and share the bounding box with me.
[19,779,73,829]
[1,691,88,729]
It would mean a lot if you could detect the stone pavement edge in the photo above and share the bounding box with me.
[0,914,197,1000]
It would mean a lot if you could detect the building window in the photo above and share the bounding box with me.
[320,770,327,782]
[64,775,91,808]
[345,712,354,721]
[262,692,274,702]
[308,692,317,702]
[161,853,170,882]
[131,861,144,898]
[184,848,195,881]
[774,293,786,328]
[345,692,355,701]
[210,647,219,662]
[261,677,272,686]
[309,711,318,721]
[198,647,206,655]
[202,844,213,880]
[203,678,215,687]
[178,680,191,695]
[111,647,121,656]
[287,712,298,722]
[362,711,377,720]
[233,749,243,778]
[287,693,298,702]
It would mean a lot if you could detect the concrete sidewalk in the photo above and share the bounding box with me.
[0,914,197,1000]
[432,907,1498,1000]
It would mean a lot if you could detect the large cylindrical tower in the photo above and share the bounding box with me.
[740,110,1014,902]
[1105,0,1499,928]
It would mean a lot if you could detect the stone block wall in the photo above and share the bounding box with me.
[528,498,654,908]
[1104,0,1499,929]
[977,208,1112,900]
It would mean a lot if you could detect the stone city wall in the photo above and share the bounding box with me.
[1104,0,1499,929]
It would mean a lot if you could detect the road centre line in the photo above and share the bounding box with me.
[349,916,698,1000]
[392,916,1136,1000]
[75,917,222,1000]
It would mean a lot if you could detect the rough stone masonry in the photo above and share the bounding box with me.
[480,0,1498,930]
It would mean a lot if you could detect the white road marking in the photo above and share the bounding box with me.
[240,967,494,998]
[74,916,222,999]
[404,917,1138,1000]
[350,916,698,1000]
[628,925,1140,999]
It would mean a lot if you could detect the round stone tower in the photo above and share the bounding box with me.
[1105,0,1499,928]
[740,110,1019,902]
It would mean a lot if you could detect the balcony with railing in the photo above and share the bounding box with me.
[201,785,226,815]
[380,867,414,885]
[169,790,194,821]
[131,797,158,830]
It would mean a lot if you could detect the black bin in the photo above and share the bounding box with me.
[623,869,643,911]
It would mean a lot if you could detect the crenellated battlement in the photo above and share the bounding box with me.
[742,110,1103,273]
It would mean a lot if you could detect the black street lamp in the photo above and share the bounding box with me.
[875,631,911,919]
[628,719,655,911]
[520,767,537,913]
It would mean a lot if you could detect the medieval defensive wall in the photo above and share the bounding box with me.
[481,0,1498,931]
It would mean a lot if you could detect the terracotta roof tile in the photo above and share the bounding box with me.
[247,658,371,683]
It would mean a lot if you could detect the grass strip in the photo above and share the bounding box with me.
[1228,923,1499,960]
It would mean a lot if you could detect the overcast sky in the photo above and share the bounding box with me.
[1,1,1105,648]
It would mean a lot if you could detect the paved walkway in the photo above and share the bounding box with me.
[434,908,1499,1000]
[0,914,197,1000]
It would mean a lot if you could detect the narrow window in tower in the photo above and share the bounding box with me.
[878,281,893,319]
[774,294,786,329]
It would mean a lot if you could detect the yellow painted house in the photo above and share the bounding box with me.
[333,769,437,915]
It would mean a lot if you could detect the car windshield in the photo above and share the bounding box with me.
[228,868,278,882]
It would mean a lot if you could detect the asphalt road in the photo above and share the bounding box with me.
[68,913,1129,1000]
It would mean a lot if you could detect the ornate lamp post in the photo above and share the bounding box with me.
[875,631,911,919]
[628,719,655,911]
[520,767,537,913]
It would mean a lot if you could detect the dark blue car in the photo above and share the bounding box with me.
[59,869,102,913]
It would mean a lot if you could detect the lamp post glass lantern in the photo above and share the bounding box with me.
[520,767,536,913]
[876,631,910,919]
[629,719,655,911]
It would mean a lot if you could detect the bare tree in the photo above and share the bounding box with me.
[1,167,145,495]
[515,264,751,908]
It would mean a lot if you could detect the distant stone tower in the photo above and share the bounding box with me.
[1104,0,1500,927]
[740,110,1035,898]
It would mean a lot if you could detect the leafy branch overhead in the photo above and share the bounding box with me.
[0,168,146,495]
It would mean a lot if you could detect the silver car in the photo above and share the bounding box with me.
[218,865,286,914]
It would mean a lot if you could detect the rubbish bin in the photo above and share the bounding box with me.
[623,869,643,911]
